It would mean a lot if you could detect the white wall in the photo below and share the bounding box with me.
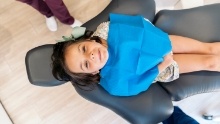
[155,0,220,11]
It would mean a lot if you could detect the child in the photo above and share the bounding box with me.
[52,13,220,96]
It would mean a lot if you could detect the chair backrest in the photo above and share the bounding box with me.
[83,0,156,31]
[25,44,66,86]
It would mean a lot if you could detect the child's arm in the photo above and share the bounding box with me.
[158,53,174,73]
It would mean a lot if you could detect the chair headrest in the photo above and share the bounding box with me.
[25,44,67,87]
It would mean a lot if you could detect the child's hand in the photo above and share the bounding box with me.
[158,52,174,73]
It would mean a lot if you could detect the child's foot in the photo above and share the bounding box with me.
[45,16,57,32]
[70,19,83,28]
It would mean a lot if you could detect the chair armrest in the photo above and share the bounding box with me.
[74,83,173,124]
[82,0,155,31]
[154,3,220,42]
[159,72,220,101]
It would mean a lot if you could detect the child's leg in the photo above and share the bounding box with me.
[169,35,220,55]
[17,0,53,18]
[44,0,74,25]
[173,54,220,73]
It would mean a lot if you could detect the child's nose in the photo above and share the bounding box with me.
[90,52,94,60]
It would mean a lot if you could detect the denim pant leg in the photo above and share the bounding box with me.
[17,0,53,17]
[162,106,199,124]
[44,0,74,25]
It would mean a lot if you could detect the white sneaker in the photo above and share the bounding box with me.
[45,16,58,31]
[70,19,83,28]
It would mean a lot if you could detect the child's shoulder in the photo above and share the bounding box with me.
[97,21,110,30]
[92,21,110,40]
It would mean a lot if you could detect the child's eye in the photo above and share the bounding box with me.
[83,46,86,53]
[85,61,89,68]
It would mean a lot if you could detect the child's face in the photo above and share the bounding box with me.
[65,40,109,74]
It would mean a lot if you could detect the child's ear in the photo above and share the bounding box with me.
[92,70,99,75]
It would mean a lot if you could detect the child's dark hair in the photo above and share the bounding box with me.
[51,30,102,89]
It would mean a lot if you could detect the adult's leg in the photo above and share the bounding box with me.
[173,54,220,73]
[17,0,53,18]
[44,0,74,25]
[169,35,220,55]
[162,106,199,124]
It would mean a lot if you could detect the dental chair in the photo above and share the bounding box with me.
[25,0,220,123]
